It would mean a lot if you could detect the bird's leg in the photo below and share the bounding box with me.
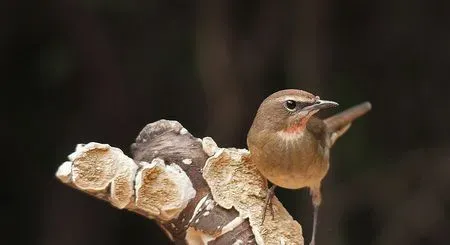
[261,185,277,224]
[309,184,322,245]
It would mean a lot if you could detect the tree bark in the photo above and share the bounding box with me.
[55,119,303,244]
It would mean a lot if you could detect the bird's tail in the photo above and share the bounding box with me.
[324,101,372,146]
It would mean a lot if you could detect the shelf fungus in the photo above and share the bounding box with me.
[56,119,303,244]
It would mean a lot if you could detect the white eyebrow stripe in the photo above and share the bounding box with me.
[277,96,299,102]
[277,96,315,103]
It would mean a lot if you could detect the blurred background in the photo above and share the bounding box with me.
[2,0,450,244]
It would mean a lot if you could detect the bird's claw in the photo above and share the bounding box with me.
[261,185,276,225]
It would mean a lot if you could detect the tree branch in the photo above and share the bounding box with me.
[55,119,303,244]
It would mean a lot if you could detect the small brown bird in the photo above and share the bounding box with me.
[247,89,371,245]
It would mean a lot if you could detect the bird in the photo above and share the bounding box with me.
[247,89,371,245]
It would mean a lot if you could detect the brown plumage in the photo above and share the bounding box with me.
[247,89,371,245]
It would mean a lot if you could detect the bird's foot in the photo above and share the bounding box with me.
[261,185,276,225]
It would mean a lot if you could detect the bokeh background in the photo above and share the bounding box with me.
[2,1,450,245]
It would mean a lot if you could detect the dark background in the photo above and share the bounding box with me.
[2,1,450,245]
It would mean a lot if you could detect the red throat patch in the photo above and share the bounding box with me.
[283,113,314,134]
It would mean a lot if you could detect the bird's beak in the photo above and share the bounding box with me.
[303,99,339,111]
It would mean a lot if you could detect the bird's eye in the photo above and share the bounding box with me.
[284,100,297,111]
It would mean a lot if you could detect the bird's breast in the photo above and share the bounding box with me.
[248,130,330,189]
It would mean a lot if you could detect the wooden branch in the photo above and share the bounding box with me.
[55,120,303,244]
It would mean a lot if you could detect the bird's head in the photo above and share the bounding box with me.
[251,89,338,134]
